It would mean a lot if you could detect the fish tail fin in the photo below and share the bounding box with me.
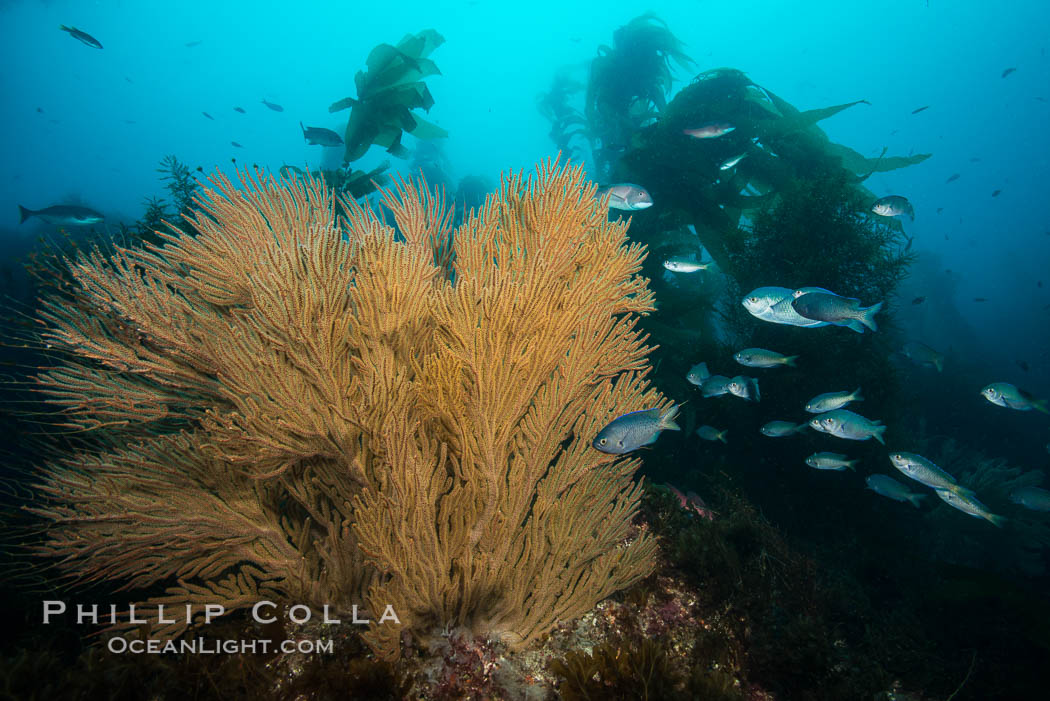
[851,387,864,402]
[845,319,866,334]
[17,205,33,224]
[59,24,71,32]
[845,460,858,472]
[659,405,681,431]
[872,424,887,445]
[986,513,1006,528]
[300,121,306,133]
[859,301,884,332]
[933,357,944,373]
[1032,399,1050,415]
[717,430,728,444]
[783,355,799,367]
[951,484,977,498]
[908,494,926,509]
[751,378,761,403]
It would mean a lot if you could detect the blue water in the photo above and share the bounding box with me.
[4,0,1048,387]
[2,0,1050,696]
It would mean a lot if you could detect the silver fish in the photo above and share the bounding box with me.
[700,375,733,398]
[719,153,748,170]
[805,388,863,414]
[727,375,760,402]
[1010,486,1050,512]
[734,348,798,368]
[806,452,857,471]
[599,183,653,211]
[888,452,971,496]
[18,204,103,226]
[593,406,680,454]
[663,257,710,273]
[809,409,885,443]
[866,475,926,508]
[761,421,806,437]
[980,383,1049,413]
[933,488,1005,527]
[684,123,735,139]
[872,195,915,221]
[686,362,712,386]
[792,292,883,333]
[261,98,285,112]
[696,425,728,443]
[742,287,828,328]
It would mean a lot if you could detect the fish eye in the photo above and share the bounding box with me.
[599,438,607,445]
[749,296,759,303]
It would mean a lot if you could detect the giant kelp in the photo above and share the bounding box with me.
[329,29,447,164]
[586,13,694,179]
[617,67,929,278]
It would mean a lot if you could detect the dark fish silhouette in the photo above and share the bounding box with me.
[202,112,214,120]
[936,207,944,213]
[19,204,104,226]
[185,40,203,47]
[946,173,960,183]
[60,25,102,49]
[973,297,988,302]
[911,296,926,305]
[231,141,243,148]
[300,122,343,147]
[992,189,1001,197]
[36,107,43,113]
[1017,360,1030,372]
[234,107,246,114]
[1038,281,1043,288]
[911,105,930,114]
[261,99,284,112]
[1002,67,1017,78]
[969,157,981,162]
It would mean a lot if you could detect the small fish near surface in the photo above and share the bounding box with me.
[727,375,760,402]
[234,107,246,114]
[696,425,728,443]
[934,488,1005,527]
[946,173,961,183]
[792,291,883,333]
[592,406,680,454]
[683,122,735,139]
[900,341,944,372]
[60,25,102,49]
[231,141,243,148]
[806,452,857,471]
[1002,67,1017,78]
[261,99,284,112]
[866,475,926,508]
[1010,486,1050,512]
[599,183,652,211]
[733,347,798,369]
[991,189,1001,197]
[202,111,214,120]
[911,296,926,305]
[911,105,930,114]
[761,421,806,437]
[872,195,915,220]
[1016,359,1030,372]
[663,256,710,273]
[686,361,711,386]
[809,409,885,443]
[18,204,103,226]
[301,122,344,147]
[888,451,972,496]
[980,382,1049,413]
[973,297,988,302]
